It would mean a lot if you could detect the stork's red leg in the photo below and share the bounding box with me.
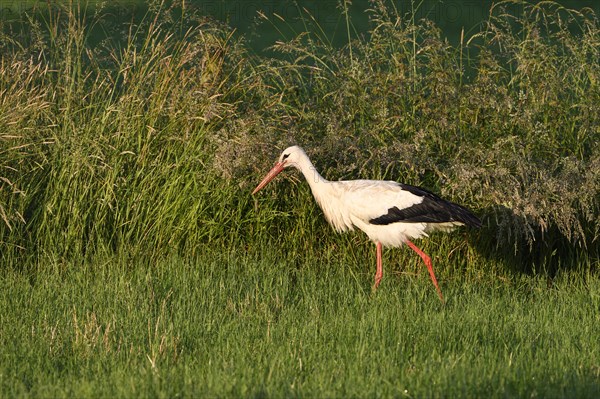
[406,240,444,302]
[373,242,383,290]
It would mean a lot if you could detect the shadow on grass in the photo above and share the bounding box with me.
[472,205,598,278]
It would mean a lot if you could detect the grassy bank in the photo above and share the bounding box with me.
[1,252,599,398]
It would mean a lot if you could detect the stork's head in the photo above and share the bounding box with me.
[252,146,307,195]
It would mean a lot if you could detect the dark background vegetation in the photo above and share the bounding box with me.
[0,0,598,270]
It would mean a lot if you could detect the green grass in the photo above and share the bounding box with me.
[1,250,598,398]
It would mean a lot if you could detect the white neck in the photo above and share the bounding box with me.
[292,150,351,233]
[294,152,329,191]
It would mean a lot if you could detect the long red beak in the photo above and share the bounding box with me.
[252,162,285,195]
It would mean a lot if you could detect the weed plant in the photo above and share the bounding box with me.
[0,0,598,271]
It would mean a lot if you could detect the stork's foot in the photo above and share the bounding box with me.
[372,275,382,291]
[406,240,445,303]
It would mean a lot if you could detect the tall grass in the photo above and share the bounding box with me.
[237,0,600,259]
[0,0,598,272]
[1,2,253,259]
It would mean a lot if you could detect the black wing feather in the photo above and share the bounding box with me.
[369,184,481,227]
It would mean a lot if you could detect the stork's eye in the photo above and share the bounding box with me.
[282,153,290,161]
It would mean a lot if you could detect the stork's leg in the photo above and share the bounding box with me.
[373,242,383,290]
[406,240,444,302]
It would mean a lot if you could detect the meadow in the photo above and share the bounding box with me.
[1,252,598,398]
[0,0,598,397]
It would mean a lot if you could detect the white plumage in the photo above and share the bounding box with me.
[252,145,481,301]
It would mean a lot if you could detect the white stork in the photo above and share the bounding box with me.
[252,146,481,301]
